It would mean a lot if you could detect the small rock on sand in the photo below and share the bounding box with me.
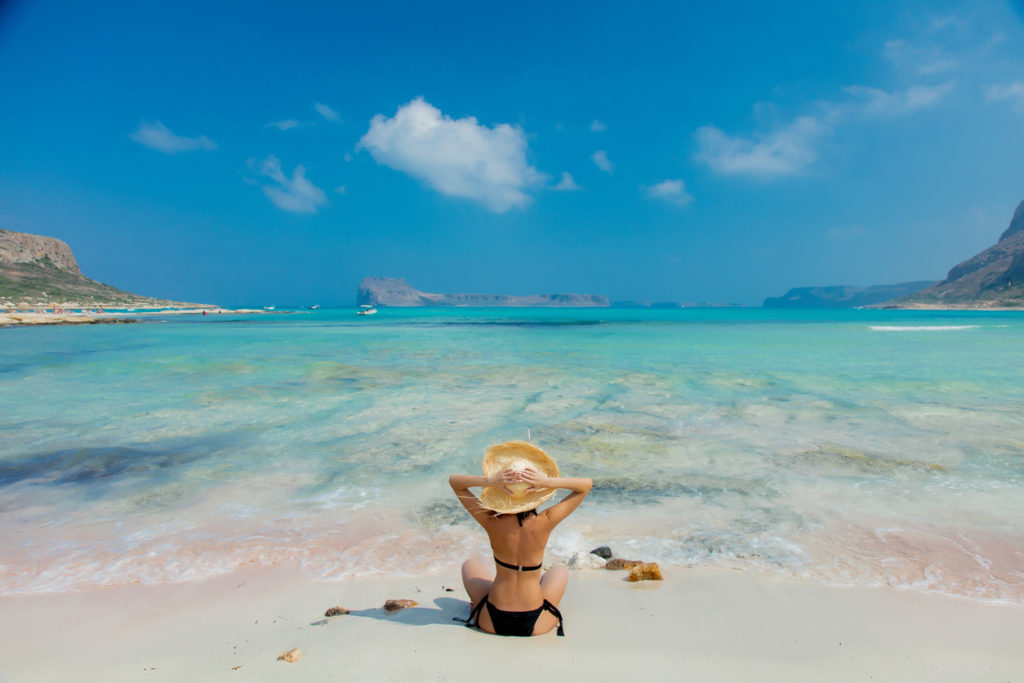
[277,648,302,663]
[567,551,607,569]
[605,558,642,570]
[627,562,663,582]
[590,546,613,559]
[384,599,418,612]
[325,606,349,617]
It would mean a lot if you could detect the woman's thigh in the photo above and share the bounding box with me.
[461,558,493,607]
[532,565,568,635]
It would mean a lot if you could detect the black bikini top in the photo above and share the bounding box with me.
[493,510,542,571]
[494,556,542,572]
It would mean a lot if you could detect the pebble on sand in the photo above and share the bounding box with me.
[277,648,302,663]
[567,551,607,569]
[590,546,613,559]
[627,562,663,582]
[384,599,418,611]
[325,606,349,617]
[604,559,642,570]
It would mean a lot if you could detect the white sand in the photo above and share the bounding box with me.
[1,566,1022,682]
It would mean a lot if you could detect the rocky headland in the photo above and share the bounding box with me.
[763,281,935,308]
[357,276,610,307]
[1,228,211,311]
[880,200,1024,309]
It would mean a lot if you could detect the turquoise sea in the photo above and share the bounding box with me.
[2,308,1023,602]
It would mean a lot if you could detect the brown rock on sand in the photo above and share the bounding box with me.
[627,562,663,581]
[277,648,302,663]
[325,606,349,617]
[384,599,418,611]
[605,559,641,570]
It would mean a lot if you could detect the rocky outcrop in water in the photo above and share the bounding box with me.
[886,200,1024,308]
[357,276,610,307]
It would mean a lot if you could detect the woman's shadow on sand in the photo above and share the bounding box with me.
[315,597,471,629]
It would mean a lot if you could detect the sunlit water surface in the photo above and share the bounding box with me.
[1,308,1022,602]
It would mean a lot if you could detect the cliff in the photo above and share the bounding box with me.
[885,200,1024,308]
[357,276,610,307]
[763,281,935,308]
[0,228,209,308]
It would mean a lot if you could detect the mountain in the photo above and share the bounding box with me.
[763,281,935,308]
[357,276,610,307]
[0,228,208,308]
[885,200,1024,308]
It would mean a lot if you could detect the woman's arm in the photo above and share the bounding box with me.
[519,468,592,527]
[449,471,517,526]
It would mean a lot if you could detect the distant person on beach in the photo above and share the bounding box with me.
[450,441,592,637]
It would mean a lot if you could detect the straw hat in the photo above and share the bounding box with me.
[478,441,559,514]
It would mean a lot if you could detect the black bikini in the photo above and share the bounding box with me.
[465,510,565,636]
[466,595,565,637]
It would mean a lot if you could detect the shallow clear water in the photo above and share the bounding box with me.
[2,307,1023,601]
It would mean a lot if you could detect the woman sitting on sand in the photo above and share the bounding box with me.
[450,441,592,637]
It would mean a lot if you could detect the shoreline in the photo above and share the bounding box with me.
[0,308,275,327]
[1,566,1021,681]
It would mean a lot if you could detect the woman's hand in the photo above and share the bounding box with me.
[518,466,550,492]
[490,468,520,494]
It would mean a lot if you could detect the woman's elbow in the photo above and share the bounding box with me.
[580,478,593,494]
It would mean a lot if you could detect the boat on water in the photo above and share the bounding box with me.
[264,305,276,311]
[309,304,320,310]
[357,304,377,315]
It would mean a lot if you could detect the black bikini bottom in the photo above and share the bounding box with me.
[466,595,564,637]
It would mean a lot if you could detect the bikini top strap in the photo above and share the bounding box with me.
[542,600,565,636]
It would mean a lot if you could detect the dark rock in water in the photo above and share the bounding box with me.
[384,598,418,611]
[605,559,641,570]
[324,606,349,617]
[590,546,613,559]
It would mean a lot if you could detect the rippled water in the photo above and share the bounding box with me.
[1,308,1023,602]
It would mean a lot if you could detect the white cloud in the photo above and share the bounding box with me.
[315,102,341,122]
[884,39,957,75]
[553,172,580,191]
[589,119,606,132]
[267,119,301,131]
[130,121,216,154]
[644,179,693,207]
[845,82,954,116]
[358,97,544,212]
[984,81,1024,111]
[695,114,828,177]
[252,155,327,214]
[591,150,614,173]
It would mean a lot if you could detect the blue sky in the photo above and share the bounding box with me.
[2,0,1024,306]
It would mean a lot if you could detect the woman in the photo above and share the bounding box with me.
[449,441,592,637]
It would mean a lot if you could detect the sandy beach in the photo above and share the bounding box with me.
[1,565,1021,683]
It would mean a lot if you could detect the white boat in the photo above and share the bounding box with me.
[357,304,377,315]
[309,304,320,310]
[264,305,276,311]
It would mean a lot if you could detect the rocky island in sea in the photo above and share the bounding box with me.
[763,282,935,308]
[357,276,610,307]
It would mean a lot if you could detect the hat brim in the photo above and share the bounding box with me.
[478,441,559,514]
